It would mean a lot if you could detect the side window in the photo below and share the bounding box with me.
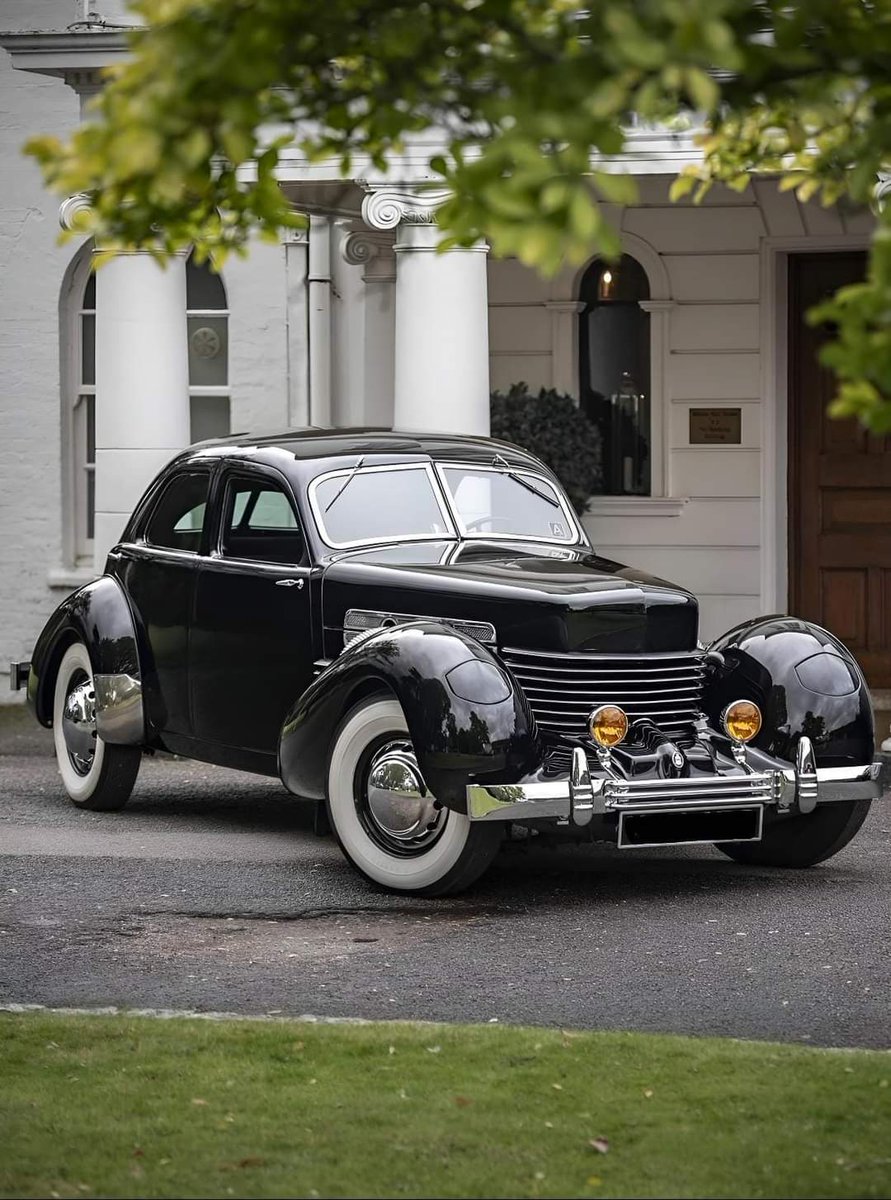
[222,476,305,565]
[144,472,210,553]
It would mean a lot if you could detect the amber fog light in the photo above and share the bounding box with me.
[588,704,628,748]
[722,699,762,743]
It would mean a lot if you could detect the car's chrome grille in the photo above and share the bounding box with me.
[499,646,707,738]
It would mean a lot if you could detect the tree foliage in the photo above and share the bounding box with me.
[24,0,891,431]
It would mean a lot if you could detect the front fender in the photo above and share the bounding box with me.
[703,616,873,767]
[28,574,144,744]
[278,621,540,810]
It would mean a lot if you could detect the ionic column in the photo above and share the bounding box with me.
[60,196,190,570]
[361,186,490,435]
[342,227,397,428]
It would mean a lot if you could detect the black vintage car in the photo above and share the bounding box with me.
[11,429,884,894]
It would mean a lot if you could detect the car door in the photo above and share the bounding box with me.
[116,467,213,739]
[190,464,314,757]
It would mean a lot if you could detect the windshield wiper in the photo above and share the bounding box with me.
[493,453,559,507]
[324,456,365,512]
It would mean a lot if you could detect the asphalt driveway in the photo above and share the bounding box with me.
[1,707,889,1047]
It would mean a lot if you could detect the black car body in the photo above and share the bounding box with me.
[13,429,884,894]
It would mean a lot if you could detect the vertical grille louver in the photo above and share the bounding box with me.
[499,647,707,738]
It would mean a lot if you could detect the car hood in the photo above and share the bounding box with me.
[320,540,699,654]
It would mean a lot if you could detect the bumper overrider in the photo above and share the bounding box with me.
[467,737,884,847]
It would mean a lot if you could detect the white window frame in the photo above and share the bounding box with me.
[186,254,230,443]
[568,232,681,513]
[60,242,96,570]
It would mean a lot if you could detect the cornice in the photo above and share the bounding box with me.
[0,29,128,78]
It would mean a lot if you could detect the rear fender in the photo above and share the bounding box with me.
[29,575,144,744]
[278,621,540,810]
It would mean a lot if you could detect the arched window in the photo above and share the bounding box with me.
[578,255,651,495]
[187,253,230,442]
[62,249,230,566]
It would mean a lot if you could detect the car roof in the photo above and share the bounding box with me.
[184,427,547,470]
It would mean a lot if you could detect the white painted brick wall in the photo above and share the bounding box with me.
[0,5,293,702]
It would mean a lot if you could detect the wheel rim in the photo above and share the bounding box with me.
[61,669,97,776]
[357,738,447,856]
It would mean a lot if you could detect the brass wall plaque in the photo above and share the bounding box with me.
[689,407,742,445]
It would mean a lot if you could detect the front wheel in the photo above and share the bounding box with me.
[716,800,872,868]
[325,697,502,895]
[52,642,141,811]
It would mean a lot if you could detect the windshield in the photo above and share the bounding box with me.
[310,465,455,547]
[439,466,578,543]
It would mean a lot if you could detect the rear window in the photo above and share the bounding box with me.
[144,472,210,553]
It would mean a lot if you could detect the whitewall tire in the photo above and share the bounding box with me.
[52,642,141,811]
[326,697,502,895]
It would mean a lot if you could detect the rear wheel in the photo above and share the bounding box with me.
[52,642,141,811]
[716,800,872,868]
[325,697,502,895]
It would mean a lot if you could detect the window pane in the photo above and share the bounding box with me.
[83,272,96,310]
[188,316,228,387]
[190,394,230,443]
[578,253,652,497]
[247,489,298,530]
[86,467,95,540]
[313,468,452,546]
[144,472,210,552]
[81,313,95,386]
[85,395,95,463]
[223,478,304,564]
[186,257,226,310]
[442,467,575,542]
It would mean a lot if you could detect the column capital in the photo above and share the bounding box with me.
[341,227,397,282]
[875,171,891,212]
[359,184,452,231]
[59,192,92,232]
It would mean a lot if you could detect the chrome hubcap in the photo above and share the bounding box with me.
[61,674,97,776]
[364,740,445,850]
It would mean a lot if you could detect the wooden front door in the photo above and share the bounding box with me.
[789,252,891,689]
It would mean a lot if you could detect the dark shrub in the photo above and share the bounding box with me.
[490,383,602,515]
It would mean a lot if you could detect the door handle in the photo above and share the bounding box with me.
[275,578,304,589]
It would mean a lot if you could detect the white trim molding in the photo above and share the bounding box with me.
[585,495,689,519]
[638,297,676,498]
[545,300,584,398]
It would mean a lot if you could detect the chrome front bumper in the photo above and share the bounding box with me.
[467,741,884,827]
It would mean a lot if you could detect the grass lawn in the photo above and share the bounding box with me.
[1,1011,889,1199]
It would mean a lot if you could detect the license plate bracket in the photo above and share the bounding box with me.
[617,805,764,849]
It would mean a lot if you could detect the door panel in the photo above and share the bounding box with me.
[190,561,313,753]
[190,469,315,755]
[789,252,891,687]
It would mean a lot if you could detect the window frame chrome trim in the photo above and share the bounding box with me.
[307,461,458,550]
[433,462,583,546]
